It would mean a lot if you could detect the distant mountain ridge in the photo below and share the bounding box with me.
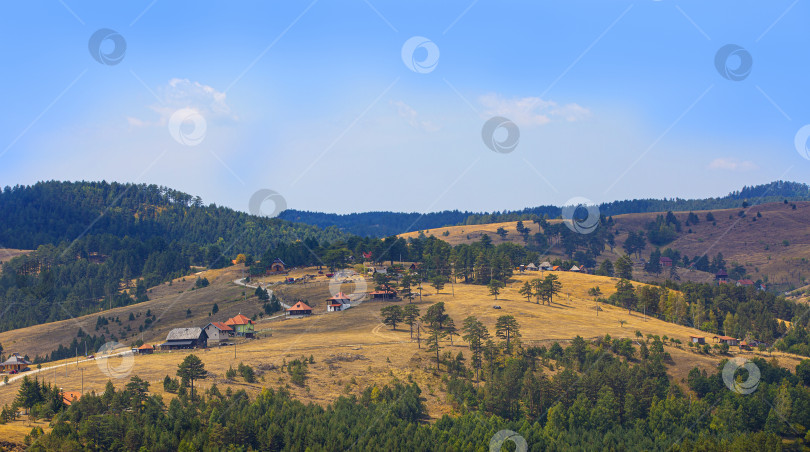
[279,181,810,237]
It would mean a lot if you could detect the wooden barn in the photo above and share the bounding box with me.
[268,258,286,273]
[160,328,208,350]
[689,335,705,344]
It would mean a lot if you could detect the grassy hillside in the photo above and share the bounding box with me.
[1,267,805,443]
[400,201,810,288]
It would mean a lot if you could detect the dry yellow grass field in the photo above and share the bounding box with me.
[0,268,804,442]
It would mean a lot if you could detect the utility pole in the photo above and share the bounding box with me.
[81,369,84,394]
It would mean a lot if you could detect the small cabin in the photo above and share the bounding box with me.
[660,257,673,267]
[287,301,313,317]
[736,279,755,287]
[526,263,538,271]
[689,335,705,344]
[135,344,154,354]
[715,269,728,282]
[713,335,739,346]
[370,285,397,299]
[539,262,552,271]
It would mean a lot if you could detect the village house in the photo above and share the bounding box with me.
[134,344,154,355]
[660,257,673,267]
[286,301,313,318]
[526,263,538,271]
[326,292,351,312]
[204,322,234,344]
[713,335,739,346]
[689,335,706,344]
[539,262,552,271]
[160,327,208,350]
[736,279,755,287]
[715,269,728,283]
[0,353,31,373]
[224,314,254,338]
[370,285,397,300]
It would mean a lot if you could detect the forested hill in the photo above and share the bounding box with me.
[0,181,347,332]
[0,181,346,254]
[280,181,810,237]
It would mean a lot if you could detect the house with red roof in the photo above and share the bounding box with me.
[659,257,673,267]
[736,279,755,287]
[326,292,351,312]
[204,322,235,343]
[224,314,254,338]
[286,301,313,317]
[62,391,82,406]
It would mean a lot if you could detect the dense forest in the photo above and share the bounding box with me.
[281,181,810,237]
[0,181,347,332]
[0,181,347,253]
[12,333,810,450]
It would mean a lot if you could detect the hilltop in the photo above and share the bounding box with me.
[281,181,810,237]
[400,201,810,289]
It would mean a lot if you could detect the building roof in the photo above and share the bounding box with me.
[160,340,194,347]
[540,262,552,267]
[715,335,737,341]
[526,263,538,269]
[272,258,285,265]
[166,327,205,341]
[137,344,154,350]
[207,321,233,331]
[738,279,755,285]
[716,269,728,277]
[327,292,351,301]
[1,353,31,366]
[569,265,580,271]
[62,391,82,406]
[225,314,252,326]
[689,335,705,339]
[287,301,313,311]
[552,266,561,271]
[660,257,673,262]
[329,303,343,308]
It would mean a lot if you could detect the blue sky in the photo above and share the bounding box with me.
[1,1,808,215]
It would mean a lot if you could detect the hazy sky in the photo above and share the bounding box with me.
[1,1,809,215]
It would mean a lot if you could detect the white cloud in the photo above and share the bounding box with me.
[708,157,758,171]
[391,100,440,132]
[478,93,590,127]
[128,78,236,128]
